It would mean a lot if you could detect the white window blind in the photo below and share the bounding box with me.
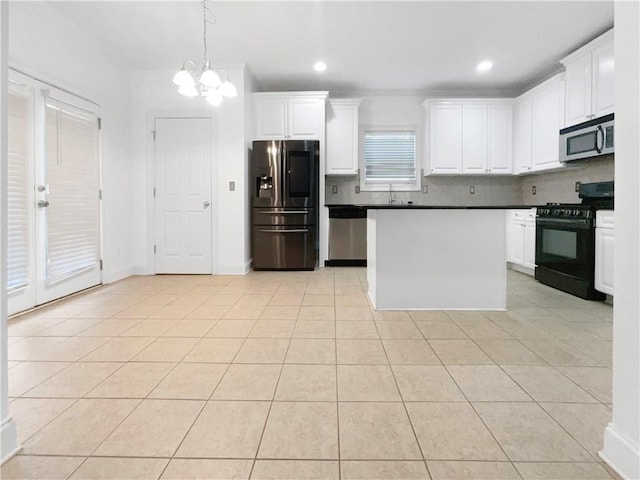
[7,87,31,291]
[44,97,100,284]
[364,131,417,184]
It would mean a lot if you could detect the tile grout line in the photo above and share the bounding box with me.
[409,313,521,479]
[372,314,433,479]
[246,279,304,480]
[157,305,262,480]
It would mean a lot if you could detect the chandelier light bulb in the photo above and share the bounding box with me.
[205,90,224,106]
[178,85,199,97]
[173,68,195,88]
[219,80,238,98]
[200,64,222,88]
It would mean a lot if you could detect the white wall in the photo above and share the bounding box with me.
[129,66,251,275]
[600,4,640,479]
[8,2,134,283]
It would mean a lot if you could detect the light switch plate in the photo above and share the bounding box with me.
[229,181,235,192]
[469,185,475,195]
[355,185,360,194]
[332,185,338,194]
[422,185,428,194]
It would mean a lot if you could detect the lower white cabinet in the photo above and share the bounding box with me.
[507,209,536,273]
[595,210,614,295]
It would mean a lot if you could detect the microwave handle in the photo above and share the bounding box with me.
[596,126,604,154]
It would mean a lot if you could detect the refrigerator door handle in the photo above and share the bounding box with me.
[258,210,309,215]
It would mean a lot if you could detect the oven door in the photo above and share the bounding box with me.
[534,216,604,299]
[535,217,594,279]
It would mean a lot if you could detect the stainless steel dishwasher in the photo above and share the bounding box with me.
[327,206,367,266]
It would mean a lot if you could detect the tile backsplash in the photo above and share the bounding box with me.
[326,155,614,206]
[520,155,614,204]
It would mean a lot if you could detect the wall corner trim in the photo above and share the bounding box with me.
[0,417,21,465]
[600,422,640,480]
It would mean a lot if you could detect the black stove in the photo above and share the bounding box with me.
[534,181,613,300]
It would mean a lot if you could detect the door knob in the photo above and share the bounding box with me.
[203,201,210,208]
[37,200,50,208]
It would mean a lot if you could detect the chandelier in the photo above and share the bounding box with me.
[172,0,237,106]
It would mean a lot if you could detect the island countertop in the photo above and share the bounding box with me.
[326,203,543,209]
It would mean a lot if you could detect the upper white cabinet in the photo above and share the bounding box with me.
[424,100,513,175]
[561,29,614,127]
[514,73,565,174]
[427,103,463,174]
[253,92,327,140]
[326,99,361,175]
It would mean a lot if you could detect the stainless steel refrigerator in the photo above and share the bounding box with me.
[251,140,319,270]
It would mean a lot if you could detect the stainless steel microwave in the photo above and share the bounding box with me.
[559,113,614,162]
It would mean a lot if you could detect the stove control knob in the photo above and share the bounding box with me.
[574,209,581,216]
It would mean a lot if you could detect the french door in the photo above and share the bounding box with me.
[154,118,212,274]
[7,71,101,315]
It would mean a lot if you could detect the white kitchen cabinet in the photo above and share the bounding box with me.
[523,209,536,269]
[253,92,327,140]
[326,99,360,175]
[425,100,512,175]
[561,29,614,127]
[487,104,513,174]
[428,103,462,174]
[595,210,614,295]
[506,208,536,274]
[514,74,565,174]
[462,104,487,174]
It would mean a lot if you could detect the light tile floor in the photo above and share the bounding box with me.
[1,269,620,480]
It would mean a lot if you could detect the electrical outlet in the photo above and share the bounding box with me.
[575,181,581,192]
[332,185,338,194]
[422,185,428,194]
[469,185,475,195]
[229,181,235,192]
[532,185,536,195]
[355,185,360,194]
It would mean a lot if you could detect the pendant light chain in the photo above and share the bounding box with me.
[202,0,209,64]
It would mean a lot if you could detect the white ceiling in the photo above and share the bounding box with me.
[45,1,613,95]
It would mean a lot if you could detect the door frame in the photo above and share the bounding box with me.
[146,111,219,275]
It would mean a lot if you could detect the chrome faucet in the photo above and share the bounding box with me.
[388,183,395,205]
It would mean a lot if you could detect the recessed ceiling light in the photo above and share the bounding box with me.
[477,60,493,73]
[314,61,327,73]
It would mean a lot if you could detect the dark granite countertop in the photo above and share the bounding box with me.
[325,204,543,210]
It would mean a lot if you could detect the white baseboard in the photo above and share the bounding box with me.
[507,263,535,276]
[600,422,640,480]
[102,266,133,284]
[1,416,20,465]
[217,259,252,276]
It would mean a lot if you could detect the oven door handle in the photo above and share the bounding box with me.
[596,125,604,154]
[258,228,309,233]
[536,218,592,229]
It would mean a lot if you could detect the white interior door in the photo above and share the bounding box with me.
[7,76,102,315]
[155,118,212,274]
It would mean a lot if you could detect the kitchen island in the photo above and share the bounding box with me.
[366,206,510,310]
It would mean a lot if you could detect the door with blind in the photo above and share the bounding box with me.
[7,74,102,315]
